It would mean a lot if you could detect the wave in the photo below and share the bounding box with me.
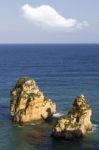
[92,124,98,132]
[53,112,64,118]
[31,123,36,126]
[18,125,24,128]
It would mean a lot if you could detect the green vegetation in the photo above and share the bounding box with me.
[15,76,32,89]
[44,96,48,101]
[68,107,78,116]
[54,96,91,133]
[19,109,26,115]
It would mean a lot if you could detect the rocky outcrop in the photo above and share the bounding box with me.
[10,77,56,123]
[52,95,92,139]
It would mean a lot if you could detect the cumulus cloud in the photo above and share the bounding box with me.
[21,4,89,30]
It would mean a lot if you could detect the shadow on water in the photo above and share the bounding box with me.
[26,134,99,150]
[23,122,99,150]
[51,138,99,150]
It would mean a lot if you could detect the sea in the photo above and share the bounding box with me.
[0,44,99,150]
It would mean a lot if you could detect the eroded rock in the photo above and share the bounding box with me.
[52,95,92,139]
[10,77,56,123]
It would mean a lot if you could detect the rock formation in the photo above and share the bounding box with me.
[52,95,92,139]
[10,77,56,123]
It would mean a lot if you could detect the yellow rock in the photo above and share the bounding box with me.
[52,95,92,139]
[10,77,56,124]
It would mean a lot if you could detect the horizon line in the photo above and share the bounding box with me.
[0,43,99,45]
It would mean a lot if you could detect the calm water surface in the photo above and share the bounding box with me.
[0,44,99,150]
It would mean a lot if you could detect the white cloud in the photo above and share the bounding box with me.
[21,4,89,30]
[77,21,89,29]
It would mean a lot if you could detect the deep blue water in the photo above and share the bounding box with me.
[0,44,99,150]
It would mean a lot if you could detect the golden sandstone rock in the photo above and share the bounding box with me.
[10,77,56,124]
[52,95,92,139]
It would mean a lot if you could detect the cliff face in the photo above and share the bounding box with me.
[52,95,92,139]
[10,77,56,123]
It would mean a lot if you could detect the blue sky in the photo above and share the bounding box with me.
[0,0,99,43]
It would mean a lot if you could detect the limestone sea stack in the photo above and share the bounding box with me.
[10,77,56,123]
[52,95,92,139]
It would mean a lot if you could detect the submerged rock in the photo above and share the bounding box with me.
[10,77,56,123]
[52,95,92,139]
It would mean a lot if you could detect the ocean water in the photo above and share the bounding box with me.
[0,44,99,150]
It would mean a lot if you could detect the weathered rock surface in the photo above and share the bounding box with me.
[10,77,56,123]
[52,95,92,139]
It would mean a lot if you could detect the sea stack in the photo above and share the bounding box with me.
[52,95,92,139]
[10,77,56,123]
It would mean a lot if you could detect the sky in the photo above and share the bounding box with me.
[0,0,99,43]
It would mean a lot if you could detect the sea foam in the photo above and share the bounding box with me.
[53,113,64,118]
[92,124,98,132]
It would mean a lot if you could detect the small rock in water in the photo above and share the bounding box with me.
[52,95,92,140]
